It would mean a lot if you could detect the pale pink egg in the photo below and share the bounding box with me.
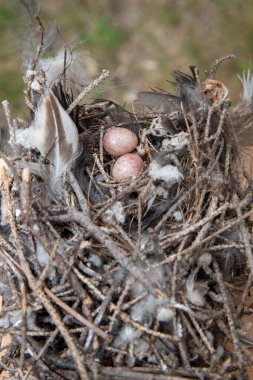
[112,153,143,180]
[103,127,138,156]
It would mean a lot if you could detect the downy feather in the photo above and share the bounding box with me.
[19,0,57,71]
[37,49,90,93]
[237,70,253,105]
[15,91,79,196]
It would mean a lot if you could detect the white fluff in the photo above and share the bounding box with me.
[128,266,164,297]
[186,269,205,307]
[127,266,165,323]
[1,196,8,225]
[104,201,125,224]
[238,70,253,105]
[15,208,21,218]
[36,240,50,267]
[0,160,11,225]
[145,185,169,213]
[156,186,169,198]
[133,339,150,360]
[166,132,189,150]
[149,161,183,186]
[88,254,103,268]
[176,320,183,338]
[173,210,183,221]
[140,233,150,251]
[131,294,161,323]
[0,307,38,330]
[113,324,137,347]
[148,115,168,137]
[209,291,223,303]
[0,309,22,329]
[197,253,212,268]
[186,288,205,307]
[156,306,175,322]
[212,345,224,365]
[37,49,90,91]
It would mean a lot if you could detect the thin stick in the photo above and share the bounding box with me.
[1,100,16,152]
[233,193,253,277]
[154,140,224,232]
[44,287,111,342]
[0,165,89,380]
[19,281,27,369]
[67,171,90,215]
[182,296,214,354]
[20,167,31,220]
[67,69,110,113]
[213,261,246,378]
[69,208,165,299]
[157,202,253,268]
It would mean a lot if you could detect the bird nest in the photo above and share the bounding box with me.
[1,12,253,380]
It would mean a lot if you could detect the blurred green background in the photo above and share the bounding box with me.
[1,0,253,115]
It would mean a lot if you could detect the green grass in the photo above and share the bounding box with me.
[0,4,13,25]
[1,1,253,111]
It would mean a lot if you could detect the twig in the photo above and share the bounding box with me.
[38,237,60,285]
[67,69,110,113]
[20,167,31,220]
[213,261,246,379]
[154,139,224,232]
[44,287,111,342]
[67,171,90,215]
[19,281,27,370]
[207,55,236,79]
[181,295,214,354]
[1,100,16,153]
[68,208,165,299]
[237,273,252,316]
[0,165,90,380]
[31,15,44,71]
[233,193,253,277]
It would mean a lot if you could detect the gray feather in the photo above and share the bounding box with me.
[15,91,79,196]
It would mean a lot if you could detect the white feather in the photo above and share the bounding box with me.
[238,70,253,105]
[130,294,161,323]
[186,269,205,307]
[149,161,183,186]
[156,306,175,322]
[104,201,126,224]
[37,49,90,93]
[15,91,79,196]
[113,325,137,347]
[173,210,183,221]
[163,132,189,150]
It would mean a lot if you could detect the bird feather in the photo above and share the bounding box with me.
[136,91,180,114]
[15,91,79,196]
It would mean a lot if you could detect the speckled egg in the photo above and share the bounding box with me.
[112,153,143,180]
[103,127,138,156]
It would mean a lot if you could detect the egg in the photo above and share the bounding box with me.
[112,153,144,180]
[103,127,138,156]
